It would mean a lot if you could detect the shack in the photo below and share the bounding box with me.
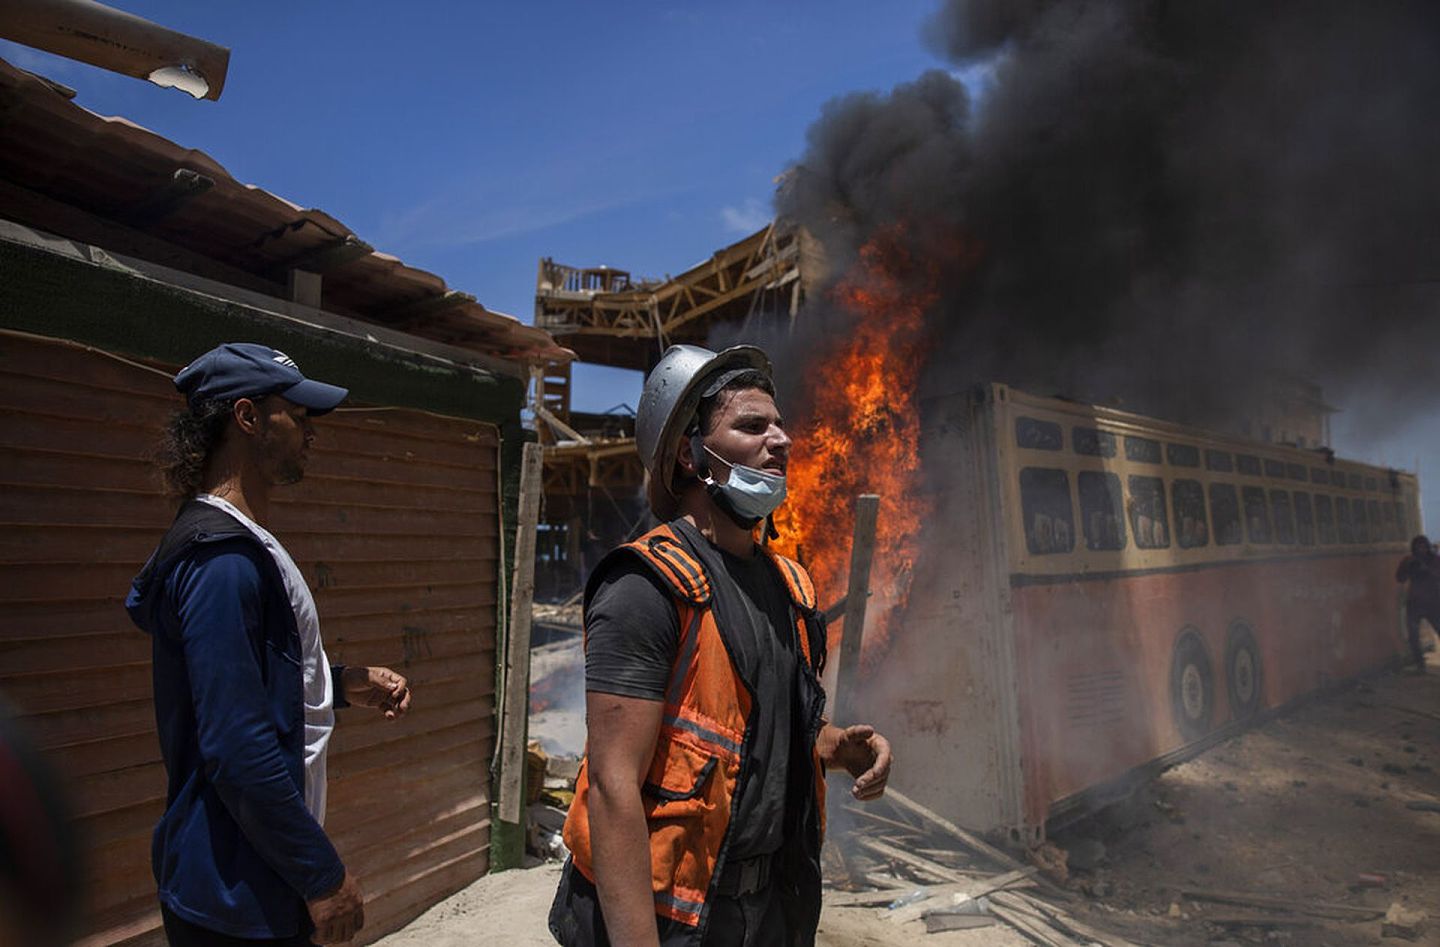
[0,57,569,945]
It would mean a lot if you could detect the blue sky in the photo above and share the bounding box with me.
[0,1,948,413]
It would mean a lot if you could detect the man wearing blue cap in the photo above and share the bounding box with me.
[127,343,412,946]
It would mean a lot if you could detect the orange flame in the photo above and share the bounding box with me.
[773,227,956,664]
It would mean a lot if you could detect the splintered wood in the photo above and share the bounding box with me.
[828,791,1137,944]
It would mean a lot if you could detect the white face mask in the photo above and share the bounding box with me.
[701,444,788,522]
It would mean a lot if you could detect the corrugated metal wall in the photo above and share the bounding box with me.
[0,332,500,945]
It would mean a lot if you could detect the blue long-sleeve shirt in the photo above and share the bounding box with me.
[127,501,346,939]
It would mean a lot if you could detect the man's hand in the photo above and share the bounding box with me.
[341,666,411,720]
[307,870,364,944]
[818,723,892,801]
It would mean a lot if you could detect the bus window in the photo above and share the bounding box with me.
[1078,471,1126,550]
[1368,501,1383,542]
[1394,501,1408,539]
[1072,426,1117,457]
[1016,417,1063,451]
[1019,468,1074,555]
[1286,463,1307,482]
[1167,443,1200,468]
[1242,487,1271,543]
[1172,480,1209,548]
[1365,477,1378,492]
[1382,500,1397,540]
[1335,498,1355,543]
[1354,501,1371,543]
[1127,476,1170,548]
[1311,467,1330,484]
[1209,484,1243,546]
[1315,495,1336,544]
[1293,492,1315,545]
[1348,473,1364,491]
[1205,449,1234,473]
[1331,470,1346,487]
[1264,459,1286,479]
[1125,436,1162,464]
[1270,490,1296,544]
[1237,454,1262,476]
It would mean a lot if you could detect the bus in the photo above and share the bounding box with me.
[860,383,1420,846]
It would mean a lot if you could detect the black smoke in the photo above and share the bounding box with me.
[775,0,1440,436]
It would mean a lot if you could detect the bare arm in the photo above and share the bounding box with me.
[586,691,664,947]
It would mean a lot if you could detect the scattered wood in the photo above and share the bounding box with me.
[826,885,917,907]
[883,789,1074,900]
[995,891,1139,947]
[1404,800,1440,813]
[841,805,931,838]
[924,913,998,932]
[886,867,1037,924]
[1180,887,1385,920]
[989,898,1084,947]
[855,837,968,884]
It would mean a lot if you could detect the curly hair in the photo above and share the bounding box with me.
[157,399,235,501]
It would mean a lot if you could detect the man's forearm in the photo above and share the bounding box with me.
[589,781,660,947]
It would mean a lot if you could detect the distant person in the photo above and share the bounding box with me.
[549,344,892,947]
[126,343,413,946]
[1396,535,1440,673]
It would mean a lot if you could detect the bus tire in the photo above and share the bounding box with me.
[1225,621,1263,720]
[1170,628,1214,741]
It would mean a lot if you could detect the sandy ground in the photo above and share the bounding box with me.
[374,655,1440,946]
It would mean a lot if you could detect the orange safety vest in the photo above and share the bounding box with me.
[562,523,828,930]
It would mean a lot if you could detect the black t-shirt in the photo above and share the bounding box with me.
[584,532,798,858]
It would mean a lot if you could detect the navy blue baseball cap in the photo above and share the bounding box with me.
[174,343,349,415]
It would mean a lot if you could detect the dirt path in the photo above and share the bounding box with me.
[374,659,1440,946]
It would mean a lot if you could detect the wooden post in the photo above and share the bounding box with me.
[832,494,879,724]
[493,441,544,868]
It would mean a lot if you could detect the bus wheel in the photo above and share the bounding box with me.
[1225,621,1263,719]
[1170,628,1214,741]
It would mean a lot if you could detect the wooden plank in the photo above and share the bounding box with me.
[988,899,1081,947]
[998,892,1140,947]
[884,789,1035,878]
[497,441,544,828]
[833,494,879,724]
[1179,887,1384,919]
[855,837,968,883]
[887,867,1038,924]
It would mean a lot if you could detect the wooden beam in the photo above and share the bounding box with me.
[0,178,284,297]
[832,494,879,724]
[385,289,476,328]
[269,233,373,276]
[886,867,1039,924]
[123,168,214,228]
[495,443,544,843]
[854,837,967,884]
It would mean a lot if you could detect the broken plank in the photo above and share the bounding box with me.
[997,892,1139,947]
[887,867,1038,924]
[989,900,1083,947]
[925,914,998,932]
[840,806,933,838]
[1180,888,1384,920]
[884,789,1073,898]
[855,837,967,883]
[825,886,915,908]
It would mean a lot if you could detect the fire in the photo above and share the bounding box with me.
[773,227,955,664]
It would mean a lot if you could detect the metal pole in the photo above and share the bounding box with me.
[832,494,879,724]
